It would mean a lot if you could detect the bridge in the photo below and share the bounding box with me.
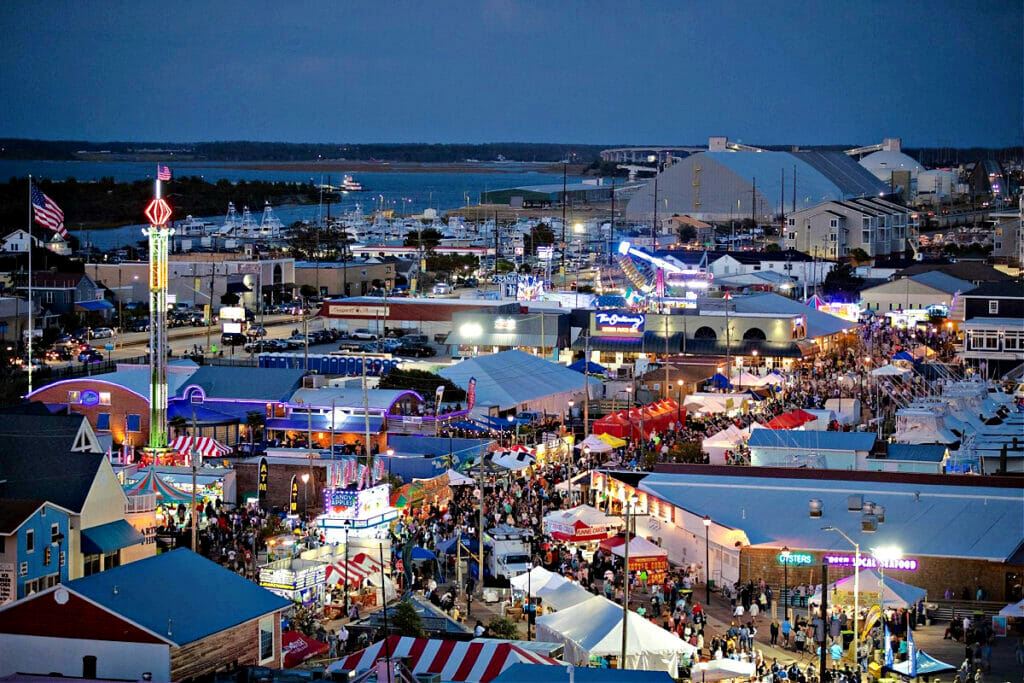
[600,146,705,163]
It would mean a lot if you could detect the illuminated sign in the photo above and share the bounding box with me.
[257,457,268,500]
[777,552,814,566]
[219,306,245,321]
[144,198,172,227]
[596,311,645,334]
[289,475,299,515]
[494,318,517,331]
[322,484,390,521]
[824,554,919,572]
[80,390,100,407]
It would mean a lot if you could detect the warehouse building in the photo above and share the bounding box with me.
[626,150,887,223]
[481,181,617,208]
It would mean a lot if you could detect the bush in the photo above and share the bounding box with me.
[393,600,425,638]
[486,616,519,640]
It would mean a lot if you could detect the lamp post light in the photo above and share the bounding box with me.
[702,515,712,605]
[527,561,534,641]
[566,400,575,435]
[871,545,903,614]
[621,494,639,669]
[823,525,862,676]
[676,379,683,423]
[342,519,352,615]
[781,546,790,621]
[300,472,310,515]
[507,414,516,446]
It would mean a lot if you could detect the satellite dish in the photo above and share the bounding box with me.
[54,588,70,605]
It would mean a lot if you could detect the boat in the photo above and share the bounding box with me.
[341,175,364,192]
[179,215,213,236]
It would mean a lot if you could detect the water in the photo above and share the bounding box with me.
[1,159,578,250]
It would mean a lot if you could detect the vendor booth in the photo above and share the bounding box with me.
[682,392,751,416]
[600,535,669,584]
[543,505,623,543]
[811,568,926,609]
[577,434,614,454]
[766,408,818,430]
[701,424,747,465]
[259,557,328,605]
[510,565,567,595]
[534,595,695,675]
[697,658,757,682]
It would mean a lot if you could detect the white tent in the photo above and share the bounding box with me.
[610,536,668,561]
[733,371,762,387]
[535,595,695,675]
[803,409,836,431]
[554,470,591,493]
[758,373,785,386]
[683,392,750,415]
[509,565,566,595]
[702,425,746,464]
[537,580,596,612]
[444,469,474,486]
[871,364,911,377]
[543,505,624,543]
[577,434,613,453]
[825,398,861,425]
[810,568,926,609]
[998,599,1024,618]
[699,658,757,682]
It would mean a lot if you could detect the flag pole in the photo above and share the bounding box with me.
[27,175,33,394]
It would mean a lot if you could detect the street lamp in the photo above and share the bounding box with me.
[702,515,712,605]
[300,472,310,515]
[823,525,862,674]
[507,414,516,445]
[621,494,639,669]
[781,546,790,621]
[566,400,575,435]
[342,519,352,614]
[676,380,683,423]
[871,545,903,614]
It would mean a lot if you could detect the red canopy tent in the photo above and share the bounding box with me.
[592,411,632,438]
[282,631,329,668]
[766,409,818,430]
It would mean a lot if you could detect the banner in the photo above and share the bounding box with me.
[257,457,269,502]
[435,385,445,416]
[289,475,299,515]
[467,377,477,411]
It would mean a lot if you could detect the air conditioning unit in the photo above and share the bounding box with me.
[808,499,823,518]
[847,494,863,511]
[303,375,327,389]
[861,514,878,533]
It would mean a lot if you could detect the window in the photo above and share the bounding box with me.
[51,523,60,543]
[787,218,795,226]
[829,234,837,242]
[0,537,5,553]
[989,300,999,314]
[259,616,275,663]
[44,291,54,304]
[103,552,121,570]
[862,230,871,244]
[98,392,111,406]
[970,331,1000,351]
[1004,331,1022,351]
[96,413,111,431]
[25,529,34,553]
[787,232,797,241]
[126,414,142,433]
[995,241,1002,250]
[829,219,838,228]
[83,554,101,576]
[68,391,81,404]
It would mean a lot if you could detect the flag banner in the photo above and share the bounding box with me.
[467,377,477,410]
[157,165,172,181]
[30,183,67,238]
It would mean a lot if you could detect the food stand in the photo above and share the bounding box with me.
[600,535,670,584]
[259,557,328,605]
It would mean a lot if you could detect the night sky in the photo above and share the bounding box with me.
[1,0,1020,146]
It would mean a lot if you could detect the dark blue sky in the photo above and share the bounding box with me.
[1,0,1020,146]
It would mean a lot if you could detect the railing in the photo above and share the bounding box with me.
[126,493,157,513]
[387,411,470,435]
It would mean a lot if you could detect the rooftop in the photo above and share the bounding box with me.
[883,443,948,463]
[906,271,976,295]
[439,350,600,410]
[747,429,876,452]
[961,279,1024,298]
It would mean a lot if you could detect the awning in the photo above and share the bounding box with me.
[266,415,385,433]
[75,299,115,312]
[282,631,329,669]
[574,336,642,352]
[81,520,145,555]
[168,435,232,460]
[167,403,239,425]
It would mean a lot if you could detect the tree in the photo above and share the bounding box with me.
[299,284,317,299]
[764,243,782,252]
[245,411,266,449]
[392,600,425,638]
[678,225,697,243]
[404,228,443,251]
[847,248,870,265]
[379,368,466,401]
[486,616,519,640]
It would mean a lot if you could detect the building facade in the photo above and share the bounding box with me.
[960,280,1024,372]
[0,501,71,604]
[785,197,915,258]
[294,260,395,298]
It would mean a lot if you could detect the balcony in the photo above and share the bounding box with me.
[126,493,157,514]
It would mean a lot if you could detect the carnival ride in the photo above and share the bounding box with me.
[614,241,714,306]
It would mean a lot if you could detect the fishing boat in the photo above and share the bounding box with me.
[341,175,364,192]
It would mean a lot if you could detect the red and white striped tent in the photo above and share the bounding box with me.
[168,435,232,464]
[325,551,385,588]
[326,636,563,682]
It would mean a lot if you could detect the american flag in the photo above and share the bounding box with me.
[30,183,67,238]
[157,164,172,181]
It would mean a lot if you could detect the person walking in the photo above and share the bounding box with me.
[770,619,780,646]
[781,616,792,648]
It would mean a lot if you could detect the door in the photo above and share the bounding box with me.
[1006,572,1022,602]
[82,656,97,679]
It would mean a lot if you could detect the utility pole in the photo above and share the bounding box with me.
[362,352,371,469]
[190,410,199,552]
[652,172,659,248]
[561,163,567,288]
[206,264,214,352]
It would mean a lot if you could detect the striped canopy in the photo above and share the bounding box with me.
[326,636,562,682]
[325,551,386,588]
[168,435,232,463]
[123,467,193,504]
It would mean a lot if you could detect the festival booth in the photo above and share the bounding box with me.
[592,411,633,439]
[810,568,927,609]
[999,598,1024,618]
[260,557,328,606]
[326,636,562,682]
[698,658,757,682]
[887,649,956,680]
[766,408,818,430]
[701,424,747,465]
[534,595,696,675]
[510,565,567,595]
[682,392,751,416]
[167,435,232,465]
[872,364,913,378]
[825,398,862,426]
[393,471,455,510]
[598,433,626,449]
[325,550,397,608]
[592,401,681,440]
[803,409,837,431]
[282,631,329,669]
[577,434,614,454]
[317,458,399,543]
[543,505,624,543]
[600,535,669,584]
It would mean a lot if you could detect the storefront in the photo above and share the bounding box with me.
[259,558,328,605]
[318,483,399,543]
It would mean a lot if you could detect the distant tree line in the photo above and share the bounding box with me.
[0,176,318,228]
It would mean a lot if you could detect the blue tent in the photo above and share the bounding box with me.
[893,350,916,363]
[451,420,489,433]
[568,359,608,375]
[410,546,436,561]
[889,650,955,678]
[709,373,733,389]
[435,536,479,556]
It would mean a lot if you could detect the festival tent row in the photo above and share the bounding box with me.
[326,635,563,682]
[592,399,681,439]
[535,595,696,676]
[599,535,670,583]
[810,569,926,609]
[508,567,595,612]
[543,505,624,543]
[123,467,193,504]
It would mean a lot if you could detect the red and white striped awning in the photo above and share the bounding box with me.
[325,551,385,588]
[168,435,232,460]
[326,636,562,682]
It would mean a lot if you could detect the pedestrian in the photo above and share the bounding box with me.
[782,616,792,648]
[770,619,780,645]
[338,624,349,654]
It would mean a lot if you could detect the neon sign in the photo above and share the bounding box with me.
[596,311,645,334]
[80,390,100,407]
[144,198,172,227]
[824,554,919,572]
[777,552,814,565]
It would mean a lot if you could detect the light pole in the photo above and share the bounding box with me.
[823,525,861,674]
[702,515,712,605]
[527,561,533,641]
[342,519,351,615]
[781,546,790,621]
[872,545,903,616]
[507,414,516,446]
[621,494,638,669]
[676,379,683,424]
[301,472,310,515]
[566,399,575,435]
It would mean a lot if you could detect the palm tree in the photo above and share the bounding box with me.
[169,415,188,439]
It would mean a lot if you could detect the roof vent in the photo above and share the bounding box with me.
[847,494,863,511]
[861,501,875,515]
[809,499,823,518]
[861,514,878,533]
[873,504,886,523]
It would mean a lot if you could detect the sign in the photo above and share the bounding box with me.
[80,390,100,407]
[144,197,173,227]
[219,306,245,321]
[257,457,269,501]
[322,484,390,521]
[289,475,299,515]
[223,322,242,334]
[327,304,389,318]
[778,552,814,566]
[595,311,645,334]
[824,554,919,572]
[0,563,14,605]
[467,377,477,411]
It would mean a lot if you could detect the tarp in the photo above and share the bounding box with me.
[510,565,567,595]
[892,350,916,363]
[282,631,329,668]
[682,392,749,415]
[577,434,614,454]
[872,363,912,377]
[543,505,623,543]
[766,408,817,430]
[598,433,626,448]
[535,596,695,676]
[709,373,733,389]
[537,580,596,612]
[810,568,926,609]
[888,650,956,678]
[568,359,608,376]
[698,658,757,682]
[999,598,1024,618]
[445,468,475,486]
[326,636,562,682]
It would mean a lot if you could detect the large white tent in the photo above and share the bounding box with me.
[702,425,746,464]
[509,566,566,595]
[543,505,623,543]
[810,568,926,609]
[535,595,695,675]
[699,658,757,682]
[998,599,1024,618]
[537,581,596,612]
[683,392,750,415]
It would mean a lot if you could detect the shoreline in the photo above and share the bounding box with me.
[219,160,575,174]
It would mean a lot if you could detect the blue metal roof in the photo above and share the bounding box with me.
[184,366,305,402]
[80,519,145,555]
[638,472,1024,561]
[748,429,876,452]
[731,292,856,338]
[265,415,384,433]
[885,444,948,462]
[75,299,115,311]
[439,350,600,410]
[494,664,674,683]
[68,549,290,646]
[907,271,975,295]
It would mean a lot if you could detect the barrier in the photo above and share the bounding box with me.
[257,353,400,377]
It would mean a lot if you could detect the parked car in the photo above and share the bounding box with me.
[247,325,267,337]
[338,339,366,351]
[401,334,429,346]
[431,283,452,296]
[127,319,150,333]
[91,327,115,339]
[78,349,103,363]
[395,343,436,358]
[220,332,246,347]
[350,328,378,341]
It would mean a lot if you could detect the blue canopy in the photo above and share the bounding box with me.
[81,520,145,555]
[568,359,608,375]
[892,350,915,362]
[410,546,436,561]
[451,420,489,433]
[595,295,628,308]
[435,536,478,556]
[889,650,955,678]
[709,373,733,389]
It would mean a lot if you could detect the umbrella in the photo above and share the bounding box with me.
[709,373,733,389]
[282,631,329,668]
[410,546,436,561]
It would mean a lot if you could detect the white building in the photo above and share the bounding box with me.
[2,229,71,256]
[785,197,915,258]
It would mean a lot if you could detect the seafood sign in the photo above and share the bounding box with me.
[595,311,646,333]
